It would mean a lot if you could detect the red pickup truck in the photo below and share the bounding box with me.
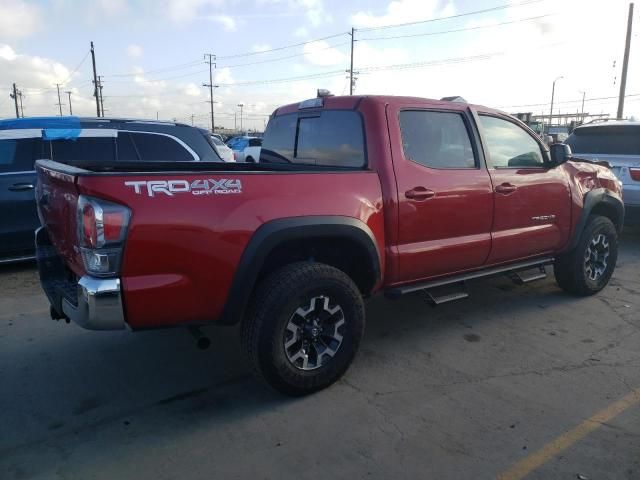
[35,94,624,395]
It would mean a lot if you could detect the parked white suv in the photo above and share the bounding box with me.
[210,135,234,162]
[565,120,640,225]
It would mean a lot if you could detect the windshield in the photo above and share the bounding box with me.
[566,125,640,155]
[211,136,224,146]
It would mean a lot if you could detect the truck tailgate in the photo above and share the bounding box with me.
[36,161,85,276]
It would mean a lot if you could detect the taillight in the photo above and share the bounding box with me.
[630,168,640,181]
[77,195,131,277]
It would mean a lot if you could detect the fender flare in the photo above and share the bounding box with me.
[567,188,624,251]
[218,216,382,325]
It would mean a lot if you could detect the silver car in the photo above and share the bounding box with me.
[565,120,640,225]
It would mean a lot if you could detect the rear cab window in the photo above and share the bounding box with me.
[565,125,640,155]
[260,110,366,168]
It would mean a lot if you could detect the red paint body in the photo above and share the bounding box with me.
[36,96,623,329]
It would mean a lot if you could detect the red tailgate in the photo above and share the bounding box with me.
[36,162,85,276]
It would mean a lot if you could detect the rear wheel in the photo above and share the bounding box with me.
[554,215,618,296]
[246,156,255,163]
[242,262,365,396]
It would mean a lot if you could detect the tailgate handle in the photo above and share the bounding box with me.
[9,183,35,192]
[405,187,436,200]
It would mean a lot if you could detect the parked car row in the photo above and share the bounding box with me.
[0,116,223,261]
[225,136,262,162]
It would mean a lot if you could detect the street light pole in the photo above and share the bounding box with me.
[237,103,244,132]
[548,76,563,135]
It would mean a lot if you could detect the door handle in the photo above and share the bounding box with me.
[405,187,436,200]
[9,183,35,192]
[495,183,517,195]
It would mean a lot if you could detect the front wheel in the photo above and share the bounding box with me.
[242,262,365,396]
[554,215,618,296]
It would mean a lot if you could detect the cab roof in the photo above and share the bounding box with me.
[273,95,504,116]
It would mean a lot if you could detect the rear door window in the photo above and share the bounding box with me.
[399,110,476,168]
[0,138,39,172]
[116,132,140,161]
[128,132,195,161]
[49,137,116,163]
[565,126,640,155]
[260,110,365,167]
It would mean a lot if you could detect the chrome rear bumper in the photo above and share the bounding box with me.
[62,276,125,330]
[36,227,126,330]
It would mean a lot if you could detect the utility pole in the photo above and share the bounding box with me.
[238,103,244,132]
[90,41,101,117]
[190,113,195,126]
[548,76,563,134]
[55,83,64,116]
[579,91,586,124]
[10,83,20,118]
[617,2,634,119]
[349,27,355,95]
[66,91,73,115]
[203,53,218,133]
[17,90,24,117]
[97,76,105,116]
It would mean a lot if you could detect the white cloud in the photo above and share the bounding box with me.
[96,0,128,16]
[208,14,237,31]
[252,43,272,52]
[0,0,43,39]
[165,0,225,23]
[352,0,453,28]
[214,67,234,85]
[182,83,201,97]
[303,40,348,66]
[0,44,17,61]
[296,0,330,26]
[293,26,309,38]
[126,44,144,59]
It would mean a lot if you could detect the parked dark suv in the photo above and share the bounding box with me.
[0,116,221,262]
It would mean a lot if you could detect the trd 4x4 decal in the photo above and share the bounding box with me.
[124,179,242,197]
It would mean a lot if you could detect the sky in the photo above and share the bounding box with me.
[0,0,638,131]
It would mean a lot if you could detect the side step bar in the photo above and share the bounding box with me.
[386,257,554,299]
[424,289,469,305]
[511,266,547,285]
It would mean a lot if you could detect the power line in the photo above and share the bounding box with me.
[59,50,90,85]
[358,14,553,41]
[104,59,203,78]
[217,41,350,69]
[500,93,640,109]
[356,0,543,31]
[216,32,348,59]
[217,69,345,87]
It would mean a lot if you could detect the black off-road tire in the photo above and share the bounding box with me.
[554,215,618,296]
[241,262,365,396]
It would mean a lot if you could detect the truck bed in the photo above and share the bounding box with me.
[35,159,385,329]
[48,159,368,174]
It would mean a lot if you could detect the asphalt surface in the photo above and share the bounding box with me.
[1,227,639,480]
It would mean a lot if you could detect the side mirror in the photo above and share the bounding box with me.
[550,143,572,166]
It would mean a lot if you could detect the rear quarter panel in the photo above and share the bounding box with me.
[76,171,384,329]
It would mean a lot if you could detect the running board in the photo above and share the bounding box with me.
[510,266,547,285]
[386,257,554,298]
[424,289,469,305]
